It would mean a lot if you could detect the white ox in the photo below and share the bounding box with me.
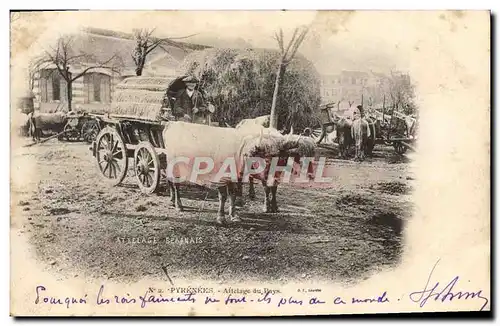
[234,115,317,212]
[162,121,314,225]
[235,115,270,129]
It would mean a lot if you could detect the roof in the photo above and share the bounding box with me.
[82,27,209,51]
[66,28,211,71]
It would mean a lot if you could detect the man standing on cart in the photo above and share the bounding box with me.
[171,76,215,125]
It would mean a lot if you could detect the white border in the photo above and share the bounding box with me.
[2,1,497,325]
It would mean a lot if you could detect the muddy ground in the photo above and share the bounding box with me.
[11,139,415,286]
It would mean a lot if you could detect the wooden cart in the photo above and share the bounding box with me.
[62,112,101,143]
[89,75,215,194]
[371,109,418,155]
[90,114,167,194]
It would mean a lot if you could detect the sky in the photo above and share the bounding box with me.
[11,11,417,75]
[11,10,489,107]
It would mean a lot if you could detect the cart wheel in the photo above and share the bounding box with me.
[394,142,407,155]
[310,128,322,142]
[63,124,80,142]
[95,127,128,186]
[81,120,100,144]
[134,142,160,194]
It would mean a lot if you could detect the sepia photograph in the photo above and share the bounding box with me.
[9,9,491,316]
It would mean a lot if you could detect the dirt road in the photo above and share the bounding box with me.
[11,140,415,285]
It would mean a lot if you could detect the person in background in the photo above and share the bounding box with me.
[315,104,336,145]
[356,104,365,119]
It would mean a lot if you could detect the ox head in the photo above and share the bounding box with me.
[273,130,317,182]
[237,126,317,186]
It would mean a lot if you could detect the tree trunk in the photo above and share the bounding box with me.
[136,54,146,76]
[270,62,286,129]
[136,66,143,76]
[67,80,73,111]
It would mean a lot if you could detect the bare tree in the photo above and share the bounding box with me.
[131,28,197,76]
[270,26,309,129]
[387,71,416,115]
[33,36,122,110]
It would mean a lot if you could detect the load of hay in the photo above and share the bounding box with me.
[178,48,322,130]
[107,76,173,120]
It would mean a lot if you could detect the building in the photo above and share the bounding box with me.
[30,27,207,113]
[320,70,369,107]
[320,70,399,110]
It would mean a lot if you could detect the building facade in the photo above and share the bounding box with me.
[320,70,401,111]
[30,28,205,113]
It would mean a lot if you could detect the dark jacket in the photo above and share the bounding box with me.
[172,89,206,119]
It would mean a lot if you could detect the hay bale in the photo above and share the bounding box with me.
[115,84,168,92]
[109,102,162,119]
[178,48,322,130]
[107,76,174,120]
[113,90,165,104]
[120,76,173,86]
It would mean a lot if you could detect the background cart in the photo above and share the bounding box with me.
[370,109,418,155]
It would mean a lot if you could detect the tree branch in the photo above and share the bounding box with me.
[283,28,299,58]
[145,38,164,55]
[273,30,284,54]
[71,54,118,81]
[287,28,309,62]
[43,49,68,81]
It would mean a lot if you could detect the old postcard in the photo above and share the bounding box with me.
[10,10,490,316]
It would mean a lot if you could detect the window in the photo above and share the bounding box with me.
[52,74,61,101]
[39,69,67,103]
[351,77,356,85]
[84,73,111,104]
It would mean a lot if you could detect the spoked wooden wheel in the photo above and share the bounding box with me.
[95,127,128,186]
[394,141,407,155]
[81,119,100,144]
[134,142,160,194]
[63,124,81,142]
[311,128,322,142]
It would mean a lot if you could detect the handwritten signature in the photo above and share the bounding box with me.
[33,261,488,312]
[408,259,489,311]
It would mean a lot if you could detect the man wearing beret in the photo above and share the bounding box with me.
[172,76,214,124]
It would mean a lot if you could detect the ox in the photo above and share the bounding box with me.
[335,117,353,159]
[234,115,316,206]
[235,115,272,200]
[335,115,377,160]
[351,117,372,162]
[364,116,377,157]
[28,111,67,141]
[235,115,270,129]
[162,121,315,225]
